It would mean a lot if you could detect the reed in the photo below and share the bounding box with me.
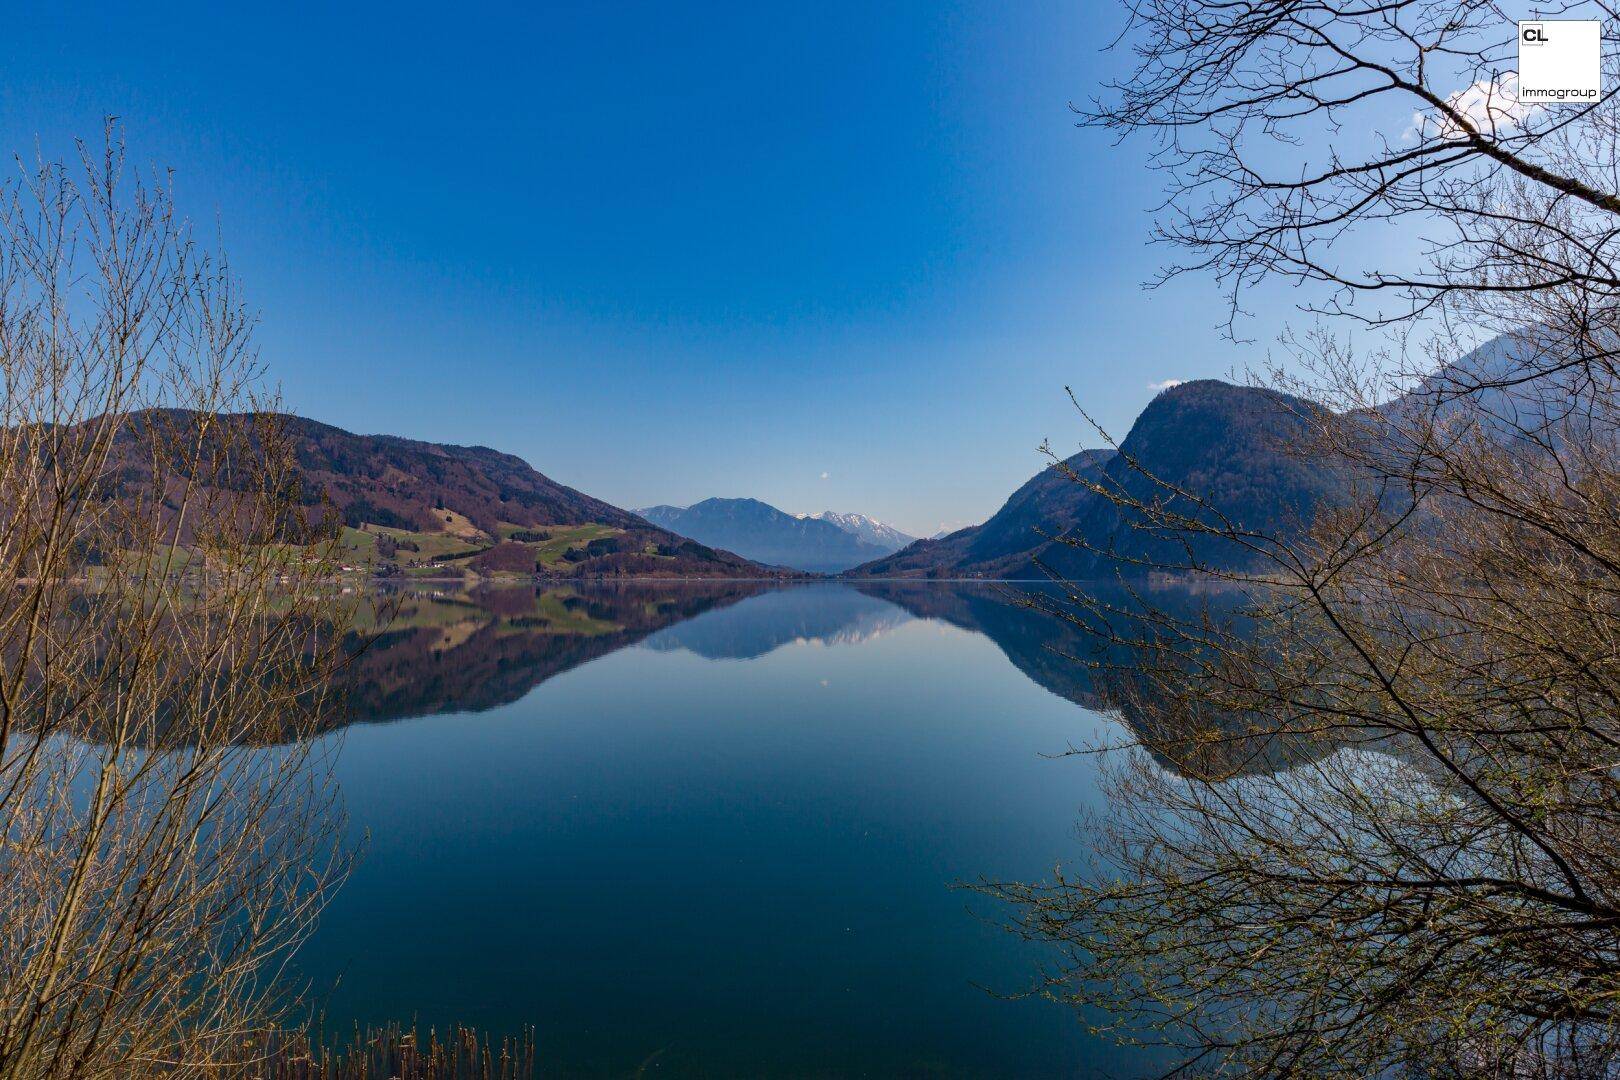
[261,1025,536,1080]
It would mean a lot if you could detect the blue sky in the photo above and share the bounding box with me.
[4,2,1275,537]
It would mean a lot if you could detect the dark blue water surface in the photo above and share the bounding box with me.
[296,582,1153,1078]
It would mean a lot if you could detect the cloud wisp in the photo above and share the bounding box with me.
[1409,73,1539,140]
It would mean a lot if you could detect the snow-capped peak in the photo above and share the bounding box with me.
[799,511,916,551]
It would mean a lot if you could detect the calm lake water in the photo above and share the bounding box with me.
[295,581,1161,1078]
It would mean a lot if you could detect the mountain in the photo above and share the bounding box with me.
[843,448,1116,578]
[635,497,892,574]
[1043,381,1334,579]
[1387,326,1616,450]
[797,511,914,554]
[845,380,1334,579]
[851,329,1598,582]
[104,411,777,579]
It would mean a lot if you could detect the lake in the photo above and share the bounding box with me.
[294,581,1162,1078]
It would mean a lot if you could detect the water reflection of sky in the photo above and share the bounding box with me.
[300,583,1161,1077]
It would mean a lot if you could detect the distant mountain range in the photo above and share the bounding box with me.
[635,498,902,573]
[103,331,1558,584]
[847,330,1576,580]
[104,411,781,579]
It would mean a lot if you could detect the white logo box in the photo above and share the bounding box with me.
[1518,20,1603,103]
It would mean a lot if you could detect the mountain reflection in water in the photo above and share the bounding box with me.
[338,580,1324,780]
[337,581,772,724]
[338,581,1098,726]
